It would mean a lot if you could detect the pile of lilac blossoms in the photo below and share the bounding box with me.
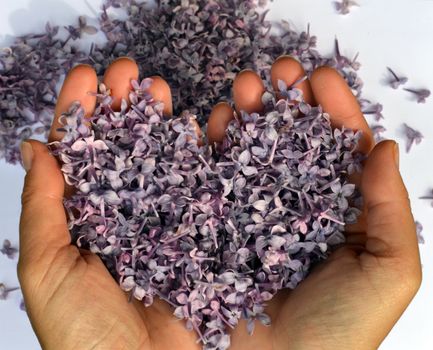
[1,0,375,164]
[50,78,362,350]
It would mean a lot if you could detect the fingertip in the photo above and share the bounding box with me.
[148,76,173,116]
[233,70,265,114]
[271,56,315,105]
[310,66,335,85]
[104,57,139,111]
[207,102,234,144]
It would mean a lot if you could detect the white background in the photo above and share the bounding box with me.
[0,0,432,349]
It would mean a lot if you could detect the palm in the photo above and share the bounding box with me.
[41,245,201,350]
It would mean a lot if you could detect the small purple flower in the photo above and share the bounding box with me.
[333,38,360,70]
[386,67,408,89]
[371,124,387,142]
[362,103,384,121]
[402,123,423,153]
[20,298,27,312]
[420,189,433,207]
[278,78,307,104]
[415,221,425,244]
[78,16,99,35]
[0,283,20,300]
[1,239,18,259]
[334,0,359,15]
[404,88,431,104]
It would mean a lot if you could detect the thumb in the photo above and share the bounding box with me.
[18,140,71,274]
[361,140,421,270]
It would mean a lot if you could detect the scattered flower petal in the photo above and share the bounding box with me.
[402,123,423,153]
[404,88,431,104]
[415,221,425,244]
[1,239,18,259]
[386,67,408,89]
[334,0,359,15]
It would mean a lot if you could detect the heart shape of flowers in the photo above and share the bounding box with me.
[51,78,361,350]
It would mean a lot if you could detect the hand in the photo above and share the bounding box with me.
[19,58,200,350]
[227,59,422,350]
[18,56,421,350]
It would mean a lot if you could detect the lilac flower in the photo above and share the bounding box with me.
[402,123,423,153]
[386,67,408,89]
[64,16,98,42]
[334,0,359,15]
[404,88,431,104]
[371,124,387,142]
[78,16,98,35]
[278,78,307,103]
[0,283,20,300]
[415,221,425,244]
[362,103,384,121]
[420,189,433,207]
[1,239,18,259]
[20,298,26,312]
[333,38,360,71]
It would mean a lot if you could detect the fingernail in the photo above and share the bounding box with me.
[20,141,33,172]
[115,56,136,63]
[393,142,400,169]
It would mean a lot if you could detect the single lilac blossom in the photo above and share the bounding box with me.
[1,239,18,259]
[386,67,408,89]
[362,103,384,121]
[0,283,20,300]
[404,88,431,104]
[371,125,387,142]
[334,0,359,15]
[402,123,423,153]
[415,221,425,244]
[420,189,433,207]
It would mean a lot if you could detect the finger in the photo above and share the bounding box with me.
[103,57,139,111]
[147,76,173,116]
[49,64,97,142]
[361,141,420,267]
[19,140,70,270]
[233,70,265,114]
[271,56,315,105]
[207,102,234,144]
[310,66,374,154]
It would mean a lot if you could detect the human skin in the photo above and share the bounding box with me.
[18,56,421,350]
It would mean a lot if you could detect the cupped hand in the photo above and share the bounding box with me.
[228,58,422,350]
[18,56,421,350]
